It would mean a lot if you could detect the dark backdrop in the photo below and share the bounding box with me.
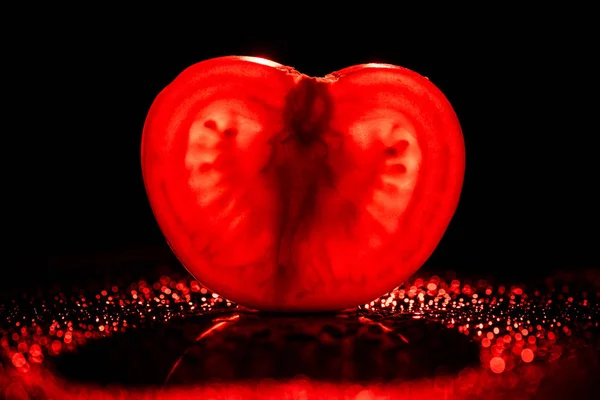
[5,12,598,282]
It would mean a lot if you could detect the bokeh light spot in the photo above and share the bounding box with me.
[521,348,534,363]
[490,356,506,373]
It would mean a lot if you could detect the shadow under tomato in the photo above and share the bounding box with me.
[47,312,479,386]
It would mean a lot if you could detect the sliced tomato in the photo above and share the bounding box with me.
[142,56,465,311]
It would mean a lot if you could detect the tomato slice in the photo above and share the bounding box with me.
[142,56,465,311]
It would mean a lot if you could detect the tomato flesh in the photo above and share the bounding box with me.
[142,56,465,311]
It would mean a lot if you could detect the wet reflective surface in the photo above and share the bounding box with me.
[47,312,477,385]
[1,261,599,399]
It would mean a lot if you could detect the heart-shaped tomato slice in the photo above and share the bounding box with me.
[142,56,465,312]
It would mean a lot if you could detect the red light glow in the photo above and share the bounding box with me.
[1,272,598,398]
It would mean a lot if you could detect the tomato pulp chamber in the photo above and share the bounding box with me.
[141,56,465,312]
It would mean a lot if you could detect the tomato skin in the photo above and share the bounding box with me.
[142,56,465,312]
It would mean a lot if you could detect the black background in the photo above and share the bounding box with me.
[5,10,598,282]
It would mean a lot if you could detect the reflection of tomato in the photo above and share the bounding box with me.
[142,56,465,312]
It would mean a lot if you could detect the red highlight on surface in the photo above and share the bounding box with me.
[141,56,465,312]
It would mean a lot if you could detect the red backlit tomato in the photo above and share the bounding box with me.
[142,56,465,311]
